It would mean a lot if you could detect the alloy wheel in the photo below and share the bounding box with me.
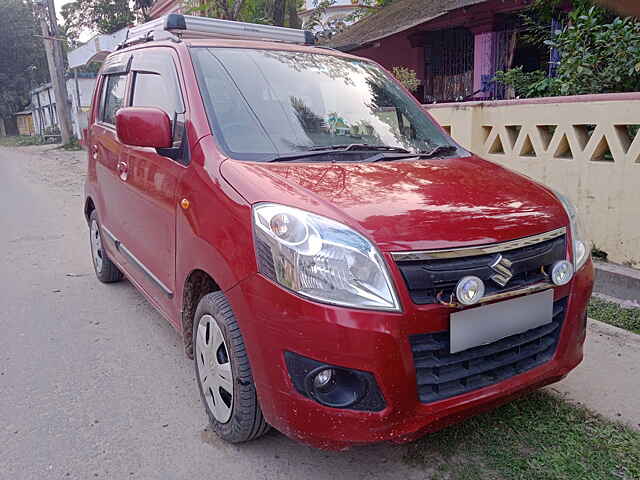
[90,219,104,273]
[195,314,234,423]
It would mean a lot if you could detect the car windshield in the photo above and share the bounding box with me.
[191,47,464,162]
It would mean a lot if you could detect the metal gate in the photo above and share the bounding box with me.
[423,28,474,103]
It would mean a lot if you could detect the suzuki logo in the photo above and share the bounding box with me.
[490,255,513,287]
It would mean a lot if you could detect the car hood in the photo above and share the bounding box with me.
[220,156,568,252]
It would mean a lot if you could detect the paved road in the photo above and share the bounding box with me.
[0,146,436,479]
[2,145,638,479]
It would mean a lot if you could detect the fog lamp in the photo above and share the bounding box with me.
[456,276,485,306]
[551,260,574,286]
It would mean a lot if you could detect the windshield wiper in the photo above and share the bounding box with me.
[419,144,459,158]
[368,145,460,163]
[268,144,459,163]
[304,144,410,153]
[268,144,410,162]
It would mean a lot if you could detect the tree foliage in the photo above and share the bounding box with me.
[60,0,140,43]
[496,4,640,97]
[303,0,391,39]
[0,0,49,119]
[189,0,247,20]
[189,0,301,26]
[391,67,420,92]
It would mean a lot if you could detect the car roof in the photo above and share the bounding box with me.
[110,37,362,61]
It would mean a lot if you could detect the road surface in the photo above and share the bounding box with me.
[0,146,435,479]
[1,145,637,479]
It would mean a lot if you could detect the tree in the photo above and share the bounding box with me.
[0,0,49,120]
[495,4,640,97]
[188,0,247,21]
[272,0,285,26]
[191,0,301,26]
[302,0,392,39]
[60,0,136,43]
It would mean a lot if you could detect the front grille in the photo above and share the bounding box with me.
[410,297,567,404]
[396,235,566,305]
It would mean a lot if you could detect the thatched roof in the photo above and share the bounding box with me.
[328,0,486,50]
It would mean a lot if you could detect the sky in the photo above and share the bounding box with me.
[54,0,94,42]
[53,0,73,17]
[54,0,73,17]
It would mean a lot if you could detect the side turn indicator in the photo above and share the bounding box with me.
[180,198,190,210]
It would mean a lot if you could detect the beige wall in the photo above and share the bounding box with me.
[426,93,640,268]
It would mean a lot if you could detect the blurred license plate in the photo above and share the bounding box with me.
[450,289,554,354]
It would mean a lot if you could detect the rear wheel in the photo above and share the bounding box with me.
[89,210,123,283]
[193,292,269,443]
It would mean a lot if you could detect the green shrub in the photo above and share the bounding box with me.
[391,67,421,92]
[496,6,640,97]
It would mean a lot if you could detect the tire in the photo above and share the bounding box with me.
[193,292,269,443]
[89,210,123,283]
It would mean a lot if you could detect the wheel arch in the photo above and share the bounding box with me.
[181,268,221,359]
[84,196,96,224]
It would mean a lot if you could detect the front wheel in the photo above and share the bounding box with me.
[89,210,123,283]
[193,292,269,443]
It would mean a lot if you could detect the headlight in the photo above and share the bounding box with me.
[553,190,589,270]
[253,203,400,311]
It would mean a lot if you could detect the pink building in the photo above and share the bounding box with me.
[329,0,552,103]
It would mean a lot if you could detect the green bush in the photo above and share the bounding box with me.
[391,66,421,92]
[16,136,44,146]
[496,6,640,98]
[0,135,44,147]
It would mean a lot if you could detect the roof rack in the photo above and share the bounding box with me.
[122,14,315,49]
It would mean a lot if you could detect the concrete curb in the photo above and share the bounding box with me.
[594,261,640,303]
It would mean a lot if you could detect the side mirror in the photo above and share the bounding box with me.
[115,107,172,149]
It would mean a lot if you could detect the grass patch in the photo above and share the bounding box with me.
[0,135,44,147]
[588,297,640,334]
[403,390,640,480]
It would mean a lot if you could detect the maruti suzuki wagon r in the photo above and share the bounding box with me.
[84,15,594,450]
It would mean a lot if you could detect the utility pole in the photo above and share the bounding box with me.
[35,0,73,144]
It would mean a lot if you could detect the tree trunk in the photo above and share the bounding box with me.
[287,0,301,29]
[273,0,285,26]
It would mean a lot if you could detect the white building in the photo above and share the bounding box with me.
[30,74,97,139]
[298,0,373,32]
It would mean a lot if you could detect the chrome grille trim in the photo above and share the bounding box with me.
[391,227,567,262]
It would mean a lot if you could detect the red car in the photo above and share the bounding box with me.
[84,15,593,450]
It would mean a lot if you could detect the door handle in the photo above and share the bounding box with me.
[116,160,129,181]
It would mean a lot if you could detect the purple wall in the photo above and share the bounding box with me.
[354,34,424,81]
[472,30,496,97]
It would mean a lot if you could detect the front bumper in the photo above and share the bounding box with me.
[226,258,593,450]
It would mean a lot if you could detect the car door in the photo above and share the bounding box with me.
[116,47,188,322]
[91,57,132,269]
